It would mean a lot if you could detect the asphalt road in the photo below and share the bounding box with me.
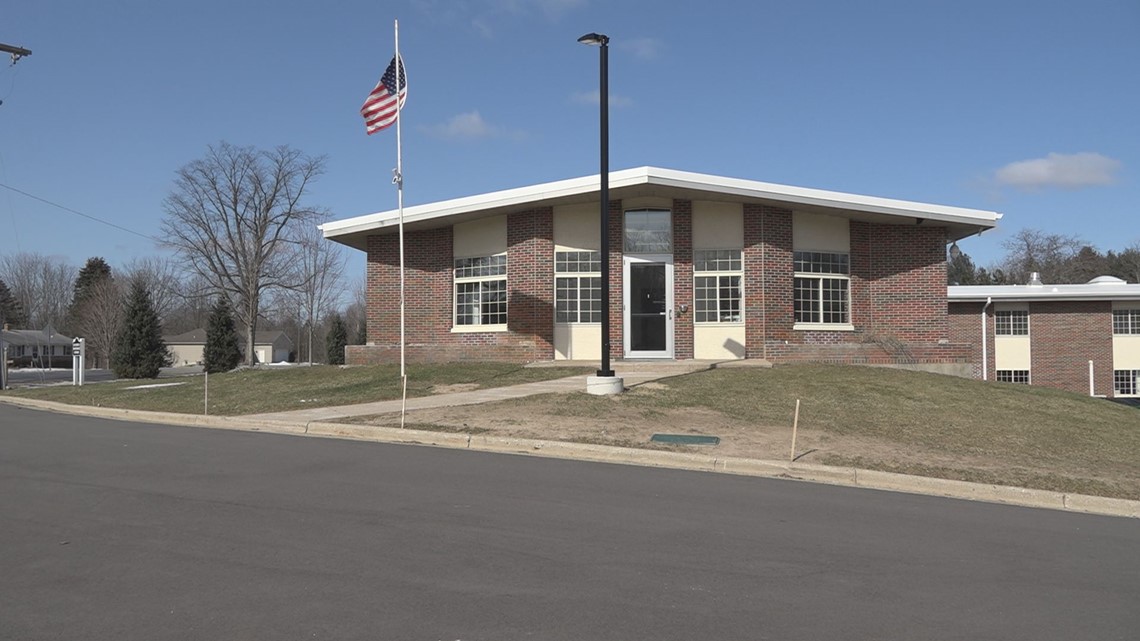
[1,406,1137,640]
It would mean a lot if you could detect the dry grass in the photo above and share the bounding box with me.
[0,363,591,416]
[344,364,1140,500]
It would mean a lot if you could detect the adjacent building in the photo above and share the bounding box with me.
[949,276,1140,398]
[323,167,1001,371]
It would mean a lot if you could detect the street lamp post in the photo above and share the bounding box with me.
[578,32,615,381]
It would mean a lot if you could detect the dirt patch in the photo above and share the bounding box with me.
[342,392,938,463]
[340,391,1139,499]
[429,383,481,394]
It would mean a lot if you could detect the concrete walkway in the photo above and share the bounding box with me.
[242,359,752,422]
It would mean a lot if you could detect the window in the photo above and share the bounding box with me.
[694,250,742,323]
[793,251,849,325]
[454,254,507,327]
[995,310,1029,336]
[624,209,672,253]
[996,370,1030,384]
[1115,370,1139,397]
[555,251,601,323]
[1113,309,1140,335]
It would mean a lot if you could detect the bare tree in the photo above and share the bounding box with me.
[163,273,217,335]
[288,220,347,364]
[72,277,125,368]
[160,142,325,365]
[120,256,184,324]
[0,252,76,330]
[998,229,1085,284]
[343,276,368,345]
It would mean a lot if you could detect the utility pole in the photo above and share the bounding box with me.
[0,43,32,64]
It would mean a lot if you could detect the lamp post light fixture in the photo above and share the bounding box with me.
[578,32,617,386]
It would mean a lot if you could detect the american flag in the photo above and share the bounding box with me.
[361,55,407,135]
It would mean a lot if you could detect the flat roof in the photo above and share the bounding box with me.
[323,166,1002,251]
[949,276,1140,302]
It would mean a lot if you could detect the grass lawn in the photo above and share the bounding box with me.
[343,364,1140,500]
[0,363,591,416]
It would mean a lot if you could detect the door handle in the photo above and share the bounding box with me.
[667,309,673,320]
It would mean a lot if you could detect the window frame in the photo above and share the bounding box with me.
[1114,370,1139,397]
[1112,308,1140,335]
[693,249,743,324]
[995,310,1030,336]
[554,250,602,324]
[996,369,1031,384]
[623,208,672,254]
[792,250,852,330]
[452,253,508,331]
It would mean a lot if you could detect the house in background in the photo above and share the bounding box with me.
[323,167,1001,370]
[1,326,74,367]
[165,329,293,365]
[949,275,1140,398]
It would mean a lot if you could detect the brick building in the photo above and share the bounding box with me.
[949,276,1140,398]
[323,167,1000,368]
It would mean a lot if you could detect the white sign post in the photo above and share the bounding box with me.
[72,337,86,386]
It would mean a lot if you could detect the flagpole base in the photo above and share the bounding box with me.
[586,375,623,396]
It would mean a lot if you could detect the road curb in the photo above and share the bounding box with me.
[3,396,1137,519]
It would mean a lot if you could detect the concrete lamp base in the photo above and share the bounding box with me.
[586,375,624,396]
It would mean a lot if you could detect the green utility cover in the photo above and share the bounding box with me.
[650,434,720,445]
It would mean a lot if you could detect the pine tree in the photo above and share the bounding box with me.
[326,313,347,365]
[0,278,28,328]
[203,296,242,374]
[67,257,113,334]
[110,281,167,379]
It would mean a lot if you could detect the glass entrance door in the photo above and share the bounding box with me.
[624,256,673,358]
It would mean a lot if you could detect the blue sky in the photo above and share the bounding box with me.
[2,0,1137,286]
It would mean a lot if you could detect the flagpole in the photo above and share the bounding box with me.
[394,19,408,428]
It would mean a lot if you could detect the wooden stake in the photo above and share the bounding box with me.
[789,399,800,462]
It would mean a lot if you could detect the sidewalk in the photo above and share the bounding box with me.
[241,359,749,422]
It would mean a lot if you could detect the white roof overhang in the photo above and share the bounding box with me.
[323,166,1002,252]
[949,283,1140,303]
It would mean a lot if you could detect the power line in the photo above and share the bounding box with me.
[0,182,163,244]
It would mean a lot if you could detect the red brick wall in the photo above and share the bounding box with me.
[672,199,694,359]
[349,209,556,364]
[351,201,967,368]
[948,301,987,379]
[1029,301,1113,395]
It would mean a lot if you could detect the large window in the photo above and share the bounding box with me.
[694,249,742,323]
[624,209,671,253]
[793,251,849,326]
[555,251,601,323]
[1114,370,1139,397]
[997,370,1030,384]
[454,254,507,327]
[1113,309,1140,335]
[995,310,1029,336]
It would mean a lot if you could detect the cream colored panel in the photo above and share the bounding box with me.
[694,325,746,360]
[793,211,850,252]
[552,324,601,360]
[554,204,600,251]
[622,196,672,211]
[453,215,507,257]
[693,201,743,250]
[994,336,1031,370]
[1113,336,1140,370]
[171,345,204,366]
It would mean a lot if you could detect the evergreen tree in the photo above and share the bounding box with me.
[326,313,347,365]
[110,281,167,379]
[203,296,242,373]
[0,278,28,328]
[66,257,113,335]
